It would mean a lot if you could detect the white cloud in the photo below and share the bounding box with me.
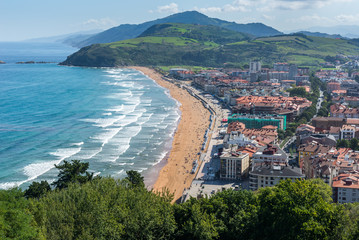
[335,14,359,23]
[196,0,353,14]
[155,3,179,14]
[298,15,331,22]
[260,0,353,11]
[195,0,252,13]
[81,18,117,28]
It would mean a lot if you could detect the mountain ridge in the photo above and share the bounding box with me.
[75,11,282,47]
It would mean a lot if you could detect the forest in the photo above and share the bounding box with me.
[1,160,359,240]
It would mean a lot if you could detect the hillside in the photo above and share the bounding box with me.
[61,25,359,67]
[75,11,281,47]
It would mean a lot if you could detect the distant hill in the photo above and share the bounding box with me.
[75,11,282,47]
[303,25,359,39]
[25,30,101,45]
[296,31,344,39]
[61,25,359,68]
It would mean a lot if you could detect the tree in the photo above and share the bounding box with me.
[255,179,343,240]
[125,170,145,188]
[24,181,51,199]
[0,188,44,239]
[350,138,359,151]
[288,87,307,98]
[277,129,285,140]
[52,160,93,190]
[33,178,176,240]
[337,139,349,148]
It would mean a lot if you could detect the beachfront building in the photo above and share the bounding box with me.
[227,114,286,130]
[332,173,359,203]
[220,151,250,180]
[249,164,304,191]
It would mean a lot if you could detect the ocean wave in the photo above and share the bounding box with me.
[91,128,123,146]
[81,115,126,128]
[76,148,103,160]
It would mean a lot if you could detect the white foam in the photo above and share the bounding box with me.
[102,112,112,116]
[106,91,133,99]
[76,148,103,160]
[106,104,124,112]
[50,147,82,160]
[2,147,83,189]
[23,160,59,179]
[101,81,118,86]
[0,181,23,189]
[72,142,84,146]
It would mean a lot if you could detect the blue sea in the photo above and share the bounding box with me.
[0,42,180,189]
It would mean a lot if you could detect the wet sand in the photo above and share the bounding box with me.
[130,67,210,202]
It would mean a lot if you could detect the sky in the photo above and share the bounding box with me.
[1,0,359,41]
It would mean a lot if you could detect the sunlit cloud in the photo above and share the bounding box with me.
[151,3,179,14]
[81,18,117,28]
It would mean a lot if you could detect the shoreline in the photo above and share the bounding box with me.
[129,66,211,202]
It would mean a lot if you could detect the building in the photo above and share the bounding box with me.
[252,144,288,165]
[332,173,359,203]
[226,121,278,146]
[340,125,357,140]
[327,81,341,93]
[227,114,286,130]
[300,134,337,147]
[234,95,312,119]
[312,117,346,131]
[249,164,304,191]
[298,142,334,165]
[250,61,261,73]
[330,104,359,118]
[220,151,250,180]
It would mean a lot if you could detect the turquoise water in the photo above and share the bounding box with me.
[0,42,180,189]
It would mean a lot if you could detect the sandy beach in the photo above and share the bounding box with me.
[130,66,211,202]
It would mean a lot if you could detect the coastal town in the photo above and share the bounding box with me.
[150,57,359,204]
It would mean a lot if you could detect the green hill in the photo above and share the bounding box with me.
[61,24,359,67]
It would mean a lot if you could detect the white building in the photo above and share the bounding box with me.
[252,144,288,165]
[340,125,356,140]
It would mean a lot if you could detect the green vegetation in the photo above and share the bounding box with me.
[2,165,359,240]
[61,24,359,68]
[337,138,359,151]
